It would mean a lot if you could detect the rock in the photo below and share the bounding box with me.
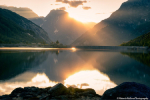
[23,95,34,99]
[0,97,12,100]
[0,83,101,100]
[68,87,97,95]
[0,95,11,100]
[101,82,150,99]
[76,88,101,99]
[24,87,38,92]
[12,97,23,100]
[11,87,24,96]
[48,83,69,96]
[148,47,150,51]
[78,90,98,97]
[39,93,50,100]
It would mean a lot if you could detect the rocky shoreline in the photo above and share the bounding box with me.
[0,82,150,100]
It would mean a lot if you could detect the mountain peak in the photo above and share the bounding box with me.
[0,5,39,19]
[45,10,68,19]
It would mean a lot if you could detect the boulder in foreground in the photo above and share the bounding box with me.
[1,82,150,100]
[101,82,150,99]
[0,83,101,100]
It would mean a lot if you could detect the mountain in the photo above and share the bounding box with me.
[72,0,150,46]
[0,8,51,44]
[0,5,39,19]
[29,17,45,26]
[30,10,88,45]
[120,32,150,46]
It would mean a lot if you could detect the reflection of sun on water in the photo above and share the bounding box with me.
[71,47,76,52]
[31,73,57,87]
[0,73,58,95]
[32,73,49,83]
[64,70,116,95]
[0,71,116,96]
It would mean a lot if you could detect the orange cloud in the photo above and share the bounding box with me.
[56,0,87,7]
[82,6,91,10]
[57,7,66,10]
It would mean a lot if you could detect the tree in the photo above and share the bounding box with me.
[56,40,59,44]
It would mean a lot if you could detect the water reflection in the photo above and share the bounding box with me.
[64,70,116,95]
[71,47,76,52]
[0,72,58,96]
[0,70,116,96]
[0,51,49,80]
[76,51,150,86]
[0,49,150,96]
[121,52,150,67]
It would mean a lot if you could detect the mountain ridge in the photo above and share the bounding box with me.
[0,8,51,44]
[0,5,39,19]
[72,0,150,46]
[120,31,150,46]
[32,10,88,45]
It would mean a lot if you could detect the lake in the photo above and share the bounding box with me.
[0,48,150,96]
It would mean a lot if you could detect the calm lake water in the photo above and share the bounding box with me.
[0,48,150,96]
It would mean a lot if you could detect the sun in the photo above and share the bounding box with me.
[69,13,89,23]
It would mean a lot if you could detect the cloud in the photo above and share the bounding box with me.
[56,0,87,8]
[96,13,105,14]
[57,7,66,10]
[56,0,62,2]
[82,6,91,10]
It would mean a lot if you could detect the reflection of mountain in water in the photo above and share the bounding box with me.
[76,51,150,87]
[121,52,150,67]
[0,51,49,80]
[1,50,150,91]
[31,51,91,82]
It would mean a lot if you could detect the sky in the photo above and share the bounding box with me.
[0,0,127,23]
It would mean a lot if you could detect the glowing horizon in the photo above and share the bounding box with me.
[0,0,127,23]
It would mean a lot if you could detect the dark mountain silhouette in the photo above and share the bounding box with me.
[0,5,39,19]
[121,31,150,46]
[72,0,150,46]
[31,10,89,45]
[0,8,51,44]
